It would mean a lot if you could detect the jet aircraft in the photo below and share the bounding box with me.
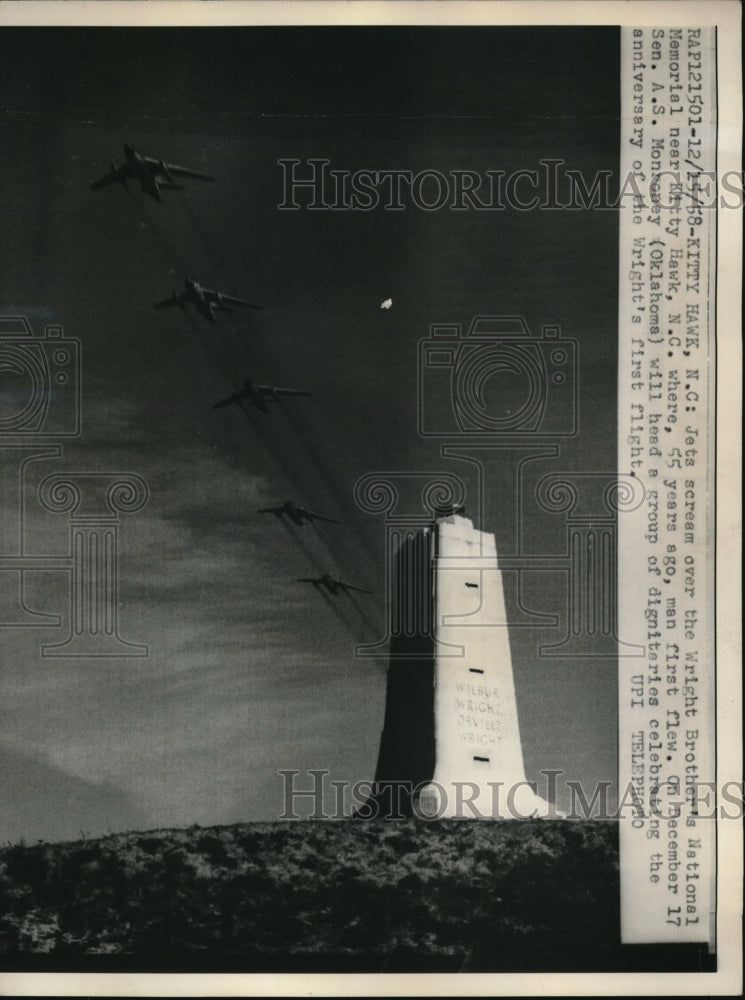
[258,500,340,527]
[298,575,371,596]
[213,379,311,413]
[90,144,215,202]
[154,278,261,323]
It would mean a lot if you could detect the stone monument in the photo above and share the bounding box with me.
[371,514,554,818]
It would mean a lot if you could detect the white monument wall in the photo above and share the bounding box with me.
[422,515,554,818]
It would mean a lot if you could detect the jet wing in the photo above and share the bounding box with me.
[153,294,180,310]
[341,582,372,595]
[90,163,132,190]
[297,577,320,586]
[219,294,262,310]
[152,159,215,183]
[263,386,312,398]
[201,287,232,305]
[301,508,340,525]
[202,288,261,310]
[257,506,285,517]
[212,389,245,410]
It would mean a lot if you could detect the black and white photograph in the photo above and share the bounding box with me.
[0,1,740,995]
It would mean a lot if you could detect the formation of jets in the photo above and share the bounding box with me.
[258,500,340,527]
[297,575,371,596]
[91,144,215,203]
[154,277,262,323]
[91,142,371,605]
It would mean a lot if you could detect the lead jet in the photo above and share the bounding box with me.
[90,143,215,203]
[213,378,310,413]
[154,277,262,323]
[258,500,340,527]
[298,575,371,596]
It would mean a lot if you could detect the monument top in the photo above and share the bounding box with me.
[435,513,496,560]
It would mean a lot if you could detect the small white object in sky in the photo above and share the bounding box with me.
[380,298,393,310]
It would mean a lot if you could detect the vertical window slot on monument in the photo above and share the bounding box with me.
[473,755,490,763]
[469,668,484,674]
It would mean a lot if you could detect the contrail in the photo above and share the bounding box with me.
[277,513,331,579]
[175,190,224,269]
[317,584,358,637]
[171,191,380,594]
[237,405,332,519]
[125,184,189,275]
[346,590,379,636]
[307,519,350,576]
[174,189,264,370]
[280,405,379,569]
[147,187,386,652]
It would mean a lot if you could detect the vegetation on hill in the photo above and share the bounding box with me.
[1,819,624,970]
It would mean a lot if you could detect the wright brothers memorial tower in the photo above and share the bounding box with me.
[370,512,554,819]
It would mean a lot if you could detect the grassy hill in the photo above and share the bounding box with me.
[0,818,710,973]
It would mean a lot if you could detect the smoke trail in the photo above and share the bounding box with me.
[174,190,229,276]
[151,190,385,649]
[277,512,330,580]
[235,404,336,525]
[306,519,350,578]
[345,590,379,636]
[173,190,265,370]
[280,405,379,569]
[171,192,380,591]
[317,584,358,637]
[124,184,189,275]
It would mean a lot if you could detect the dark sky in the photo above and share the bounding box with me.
[0,26,620,841]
